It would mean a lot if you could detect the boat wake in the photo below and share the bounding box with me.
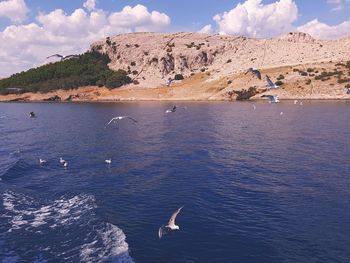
[1,190,134,263]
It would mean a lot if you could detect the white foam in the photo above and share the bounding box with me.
[2,191,135,263]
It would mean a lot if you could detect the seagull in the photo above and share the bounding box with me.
[63,161,68,167]
[245,67,261,80]
[299,101,303,106]
[107,116,138,126]
[158,206,183,239]
[165,105,177,113]
[59,157,66,164]
[29,112,36,118]
[266,75,279,89]
[39,158,47,164]
[294,100,298,105]
[280,111,284,115]
[47,54,79,61]
[261,95,280,103]
[253,104,256,110]
[105,159,112,164]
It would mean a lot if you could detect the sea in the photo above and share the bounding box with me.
[0,101,349,263]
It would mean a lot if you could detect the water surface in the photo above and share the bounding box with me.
[1,101,350,263]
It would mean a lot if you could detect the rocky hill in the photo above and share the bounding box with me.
[1,31,350,101]
[90,32,350,88]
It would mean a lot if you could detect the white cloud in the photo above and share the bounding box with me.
[213,0,298,37]
[327,0,350,11]
[297,19,350,39]
[0,0,29,22]
[83,0,96,12]
[0,3,170,77]
[198,24,213,34]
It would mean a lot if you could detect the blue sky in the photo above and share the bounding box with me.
[1,0,349,31]
[0,0,349,77]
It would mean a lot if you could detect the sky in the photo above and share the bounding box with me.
[0,0,350,77]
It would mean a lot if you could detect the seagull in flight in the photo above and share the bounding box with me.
[107,116,138,126]
[261,95,280,103]
[105,159,112,164]
[165,106,177,113]
[266,75,279,89]
[158,206,183,239]
[39,158,47,164]
[245,67,261,80]
[47,54,79,61]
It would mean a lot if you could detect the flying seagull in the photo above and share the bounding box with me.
[261,95,280,103]
[39,158,47,164]
[105,159,112,164]
[245,68,261,80]
[158,206,183,239]
[266,75,279,89]
[107,116,138,126]
[47,54,79,61]
[165,105,177,113]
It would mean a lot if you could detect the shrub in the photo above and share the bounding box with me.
[299,71,308,76]
[200,68,206,72]
[226,59,232,63]
[132,70,138,75]
[275,80,284,86]
[307,68,314,73]
[227,80,232,85]
[130,61,136,66]
[134,44,140,48]
[346,61,350,68]
[174,74,184,80]
[133,80,139,85]
[106,37,111,46]
[305,79,311,85]
[338,78,350,84]
[277,74,285,80]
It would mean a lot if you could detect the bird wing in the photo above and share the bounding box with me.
[255,70,262,80]
[158,225,171,239]
[47,54,63,59]
[126,116,138,123]
[261,95,274,101]
[168,206,183,228]
[63,55,79,60]
[107,117,118,125]
[266,76,275,87]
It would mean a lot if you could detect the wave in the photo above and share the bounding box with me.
[1,191,134,263]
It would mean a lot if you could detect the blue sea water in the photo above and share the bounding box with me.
[0,101,350,263]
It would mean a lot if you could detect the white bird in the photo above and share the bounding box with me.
[158,206,183,239]
[280,111,284,115]
[39,158,47,164]
[107,116,138,126]
[266,75,279,89]
[59,157,66,164]
[299,101,303,106]
[294,100,298,105]
[261,95,280,103]
[47,54,79,61]
[105,159,112,164]
[63,161,68,167]
[253,104,256,110]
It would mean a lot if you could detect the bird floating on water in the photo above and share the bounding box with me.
[253,104,256,110]
[280,112,284,115]
[245,68,261,80]
[59,157,66,164]
[299,101,303,106]
[107,116,138,126]
[63,161,68,167]
[39,158,47,164]
[105,159,112,164]
[266,75,279,89]
[294,100,298,105]
[158,206,183,239]
[29,112,36,118]
[47,54,79,61]
[261,95,280,103]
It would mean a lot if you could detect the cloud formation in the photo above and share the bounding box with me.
[0,3,170,77]
[0,0,29,22]
[327,0,350,11]
[297,19,350,39]
[213,0,298,37]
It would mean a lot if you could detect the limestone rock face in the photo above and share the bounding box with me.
[90,32,350,87]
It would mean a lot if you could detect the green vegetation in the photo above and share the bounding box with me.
[0,51,132,95]
[174,74,184,80]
